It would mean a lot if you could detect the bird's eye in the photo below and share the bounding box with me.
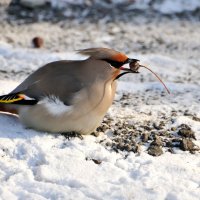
[103,59,126,68]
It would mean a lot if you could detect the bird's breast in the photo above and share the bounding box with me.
[91,78,117,116]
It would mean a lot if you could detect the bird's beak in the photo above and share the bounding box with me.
[115,58,140,80]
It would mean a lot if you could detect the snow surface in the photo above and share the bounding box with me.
[153,0,200,14]
[0,44,200,199]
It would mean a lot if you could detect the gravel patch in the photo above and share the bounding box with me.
[96,90,200,156]
[97,114,199,156]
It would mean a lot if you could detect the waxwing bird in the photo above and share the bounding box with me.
[0,48,138,135]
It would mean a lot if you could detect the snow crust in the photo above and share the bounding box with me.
[0,45,200,199]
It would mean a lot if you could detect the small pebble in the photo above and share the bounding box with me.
[92,159,102,165]
[32,36,44,48]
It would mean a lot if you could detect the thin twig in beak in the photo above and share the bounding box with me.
[139,65,170,94]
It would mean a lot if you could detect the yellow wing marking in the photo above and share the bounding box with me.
[0,94,24,104]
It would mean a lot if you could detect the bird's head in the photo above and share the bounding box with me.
[78,48,170,94]
[77,47,140,79]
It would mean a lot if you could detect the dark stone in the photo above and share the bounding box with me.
[167,148,175,154]
[171,127,177,131]
[178,126,196,139]
[134,144,141,153]
[61,131,83,140]
[118,142,125,151]
[180,139,196,151]
[96,124,109,132]
[148,145,163,156]
[142,126,152,131]
[105,142,112,146]
[124,144,132,151]
[141,133,149,142]
[192,116,200,122]
[150,136,163,146]
[91,131,100,137]
[153,121,165,130]
[178,124,191,129]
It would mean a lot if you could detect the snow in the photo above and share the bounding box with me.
[0,42,86,76]
[0,44,200,199]
[153,0,200,14]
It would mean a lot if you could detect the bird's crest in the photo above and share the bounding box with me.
[77,48,128,62]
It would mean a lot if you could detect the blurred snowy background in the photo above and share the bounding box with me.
[0,0,200,199]
[4,0,200,13]
[1,0,200,60]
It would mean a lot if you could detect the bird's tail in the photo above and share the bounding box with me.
[0,103,18,114]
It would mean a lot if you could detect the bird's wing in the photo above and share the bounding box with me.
[9,60,92,105]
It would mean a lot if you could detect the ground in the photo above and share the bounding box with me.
[0,1,200,200]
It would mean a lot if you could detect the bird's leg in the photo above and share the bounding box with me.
[61,131,83,140]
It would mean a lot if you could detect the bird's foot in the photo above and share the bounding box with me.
[61,131,83,140]
[91,131,100,137]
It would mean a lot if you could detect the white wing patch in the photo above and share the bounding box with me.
[39,96,73,116]
[21,94,35,100]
